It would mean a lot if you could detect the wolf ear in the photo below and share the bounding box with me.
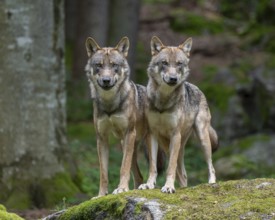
[116,37,130,57]
[151,36,164,56]
[179,38,192,57]
[86,37,101,57]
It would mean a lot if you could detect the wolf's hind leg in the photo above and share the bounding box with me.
[195,115,216,184]
[176,133,191,187]
[132,143,143,189]
[176,151,187,187]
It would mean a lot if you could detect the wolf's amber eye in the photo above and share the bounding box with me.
[176,62,183,66]
[161,60,168,66]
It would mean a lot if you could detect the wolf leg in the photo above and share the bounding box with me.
[195,116,216,184]
[131,143,143,189]
[138,135,158,190]
[97,137,109,197]
[162,132,181,193]
[177,131,193,187]
[176,144,187,187]
[113,128,136,194]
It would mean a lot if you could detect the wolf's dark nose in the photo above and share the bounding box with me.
[169,76,177,83]
[102,77,111,85]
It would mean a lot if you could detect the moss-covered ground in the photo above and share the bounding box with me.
[0,205,24,220]
[57,178,275,219]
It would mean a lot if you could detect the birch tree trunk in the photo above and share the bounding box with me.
[0,0,78,209]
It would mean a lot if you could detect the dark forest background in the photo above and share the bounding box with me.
[0,0,275,219]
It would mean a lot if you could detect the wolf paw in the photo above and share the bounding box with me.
[161,185,175,194]
[91,195,102,200]
[138,183,155,190]
[112,187,128,194]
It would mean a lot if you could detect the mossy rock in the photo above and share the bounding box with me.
[3,172,79,210]
[44,178,275,220]
[214,134,275,180]
[0,205,24,220]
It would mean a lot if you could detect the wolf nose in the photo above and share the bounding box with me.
[102,77,111,85]
[169,76,177,83]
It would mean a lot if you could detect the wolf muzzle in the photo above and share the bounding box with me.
[98,76,116,90]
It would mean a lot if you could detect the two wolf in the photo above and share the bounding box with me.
[85,36,218,197]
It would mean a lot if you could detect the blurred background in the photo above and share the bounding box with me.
[0,0,275,219]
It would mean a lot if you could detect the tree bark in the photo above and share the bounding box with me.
[72,0,110,80]
[0,0,78,209]
[108,0,141,80]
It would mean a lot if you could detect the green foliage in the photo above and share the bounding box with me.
[200,83,235,112]
[170,9,224,35]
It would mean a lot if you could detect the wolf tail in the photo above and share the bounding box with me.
[209,126,219,153]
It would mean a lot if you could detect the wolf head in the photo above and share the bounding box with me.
[85,37,130,91]
[148,36,192,87]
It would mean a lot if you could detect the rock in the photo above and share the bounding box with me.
[214,134,275,179]
[43,179,275,220]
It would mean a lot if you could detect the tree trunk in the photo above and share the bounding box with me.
[108,0,141,80]
[72,0,110,80]
[0,0,78,209]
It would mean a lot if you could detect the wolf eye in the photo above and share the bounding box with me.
[95,63,103,68]
[161,60,168,66]
[176,61,183,66]
[94,63,103,73]
[112,63,118,68]
[112,63,119,73]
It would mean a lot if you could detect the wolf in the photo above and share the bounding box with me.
[138,36,218,193]
[85,37,147,196]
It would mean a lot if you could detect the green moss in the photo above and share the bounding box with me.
[0,205,24,220]
[3,172,79,209]
[170,9,224,35]
[5,184,31,210]
[0,204,6,211]
[59,194,128,219]
[56,179,275,219]
[43,172,80,207]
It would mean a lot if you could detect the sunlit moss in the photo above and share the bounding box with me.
[56,179,275,219]
[0,205,24,220]
[59,194,128,219]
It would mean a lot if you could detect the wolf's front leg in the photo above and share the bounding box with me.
[113,128,136,194]
[139,135,158,190]
[97,137,109,197]
[161,132,181,193]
